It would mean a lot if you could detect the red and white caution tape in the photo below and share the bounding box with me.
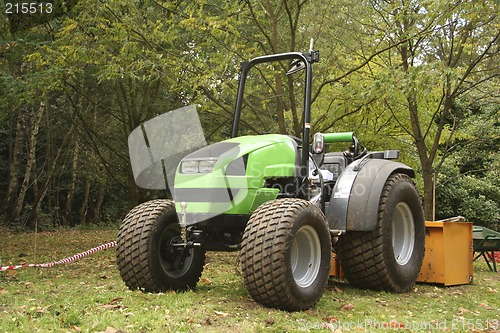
[0,241,116,272]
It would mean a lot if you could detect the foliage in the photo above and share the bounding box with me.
[436,103,500,229]
[0,0,498,229]
[332,0,499,220]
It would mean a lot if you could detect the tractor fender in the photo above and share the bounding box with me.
[326,158,415,231]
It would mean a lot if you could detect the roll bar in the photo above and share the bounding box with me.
[230,50,320,175]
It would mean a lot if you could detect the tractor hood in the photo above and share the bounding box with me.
[173,134,299,224]
[178,134,297,174]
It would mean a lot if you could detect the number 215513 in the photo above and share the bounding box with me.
[5,2,53,14]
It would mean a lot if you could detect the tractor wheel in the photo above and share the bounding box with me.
[337,173,425,292]
[240,198,332,311]
[116,199,205,292]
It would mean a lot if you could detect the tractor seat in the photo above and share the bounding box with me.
[321,153,347,178]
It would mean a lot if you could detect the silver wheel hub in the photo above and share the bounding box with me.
[392,202,415,265]
[290,225,321,288]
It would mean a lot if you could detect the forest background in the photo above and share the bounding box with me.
[0,0,498,231]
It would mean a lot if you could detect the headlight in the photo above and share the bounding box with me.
[181,160,199,173]
[180,159,217,174]
[199,160,216,173]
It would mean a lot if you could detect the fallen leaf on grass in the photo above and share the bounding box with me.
[106,297,123,304]
[214,310,229,317]
[376,299,388,307]
[324,316,338,323]
[36,305,53,314]
[339,303,354,311]
[100,304,125,310]
[479,302,493,310]
[104,327,123,333]
[100,298,125,310]
[457,307,470,315]
[0,287,8,294]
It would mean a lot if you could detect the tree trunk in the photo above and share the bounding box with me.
[273,68,287,134]
[13,102,45,220]
[93,185,106,224]
[287,77,301,137]
[4,112,26,217]
[79,177,91,226]
[63,137,79,226]
[407,96,434,221]
[421,163,434,222]
[21,118,74,229]
[5,111,25,220]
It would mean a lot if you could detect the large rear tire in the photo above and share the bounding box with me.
[116,199,205,292]
[240,199,332,311]
[337,173,425,292]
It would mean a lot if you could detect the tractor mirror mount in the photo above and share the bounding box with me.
[286,60,305,76]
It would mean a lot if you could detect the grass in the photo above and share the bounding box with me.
[0,229,499,333]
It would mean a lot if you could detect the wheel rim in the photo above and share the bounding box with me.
[391,202,415,265]
[290,225,321,288]
[159,224,194,278]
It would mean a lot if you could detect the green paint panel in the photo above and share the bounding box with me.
[250,188,280,212]
[174,134,297,217]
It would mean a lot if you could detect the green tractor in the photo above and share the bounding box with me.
[116,47,425,311]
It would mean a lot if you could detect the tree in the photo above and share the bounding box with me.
[345,0,499,220]
[436,101,499,229]
[2,0,498,229]
[0,11,62,227]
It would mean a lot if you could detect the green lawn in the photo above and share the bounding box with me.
[1,229,499,333]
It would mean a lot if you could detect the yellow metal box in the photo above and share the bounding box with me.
[329,252,344,279]
[417,221,473,286]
